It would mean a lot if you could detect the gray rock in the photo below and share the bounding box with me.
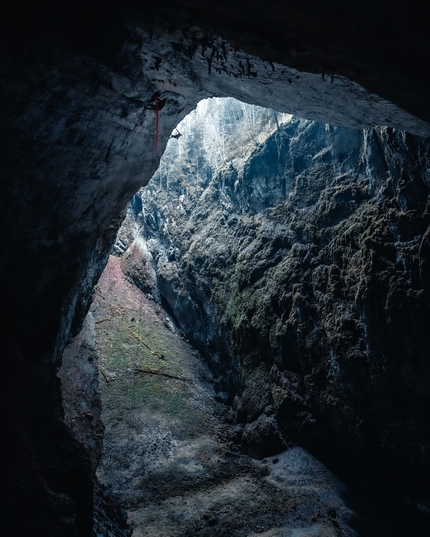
[241,414,287,459]
[117,101,430,508]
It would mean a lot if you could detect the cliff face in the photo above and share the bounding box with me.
[119,98,430,509]
[1,2,430,534]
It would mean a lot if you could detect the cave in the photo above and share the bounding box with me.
[1,2,430,536]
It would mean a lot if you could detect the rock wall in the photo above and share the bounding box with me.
[58,313,104,472]
[120,100,430,512]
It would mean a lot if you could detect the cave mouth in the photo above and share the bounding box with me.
[87,98,302,535]
[3,3,430,535]
[113,96,296,393]
[60,97,430,536]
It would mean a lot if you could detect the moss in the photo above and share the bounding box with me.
[211,260,251,330]
[271,385,288,411]
[93,262,208,440]
[125,376,204,431]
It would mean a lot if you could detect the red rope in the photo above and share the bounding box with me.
[154,101,160,156]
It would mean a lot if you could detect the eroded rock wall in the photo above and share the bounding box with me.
[2,4,429,372]
[122,103,430,510]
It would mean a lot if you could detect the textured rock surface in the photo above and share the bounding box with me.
[91,256,358,537]
[121,99,430,513]
[58,313,104,471]
[2,3,429,373]
[1,2,430,534]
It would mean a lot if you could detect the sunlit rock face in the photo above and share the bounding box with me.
[119,98,430,509]
[2,3,429,369]
[118,99,293,391]
[1,2,430,535]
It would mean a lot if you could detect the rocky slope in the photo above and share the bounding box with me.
[91,255,360,537]
[91,254,430,537]
[118,98,430,514]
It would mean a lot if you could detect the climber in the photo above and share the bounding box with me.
[170,129,182,140]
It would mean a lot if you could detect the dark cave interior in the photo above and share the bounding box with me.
[1,2,430,536]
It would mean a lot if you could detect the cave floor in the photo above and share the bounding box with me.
[91,255,430,537]
[91,256,359,537]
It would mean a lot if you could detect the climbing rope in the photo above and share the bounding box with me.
[153,95,160,156]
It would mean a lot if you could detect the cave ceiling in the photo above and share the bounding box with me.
[8,1,430,124]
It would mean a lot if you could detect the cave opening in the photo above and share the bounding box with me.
[2,4,430,535]
[59,97,430,536]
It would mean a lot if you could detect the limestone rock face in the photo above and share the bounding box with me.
[123,99,430,509]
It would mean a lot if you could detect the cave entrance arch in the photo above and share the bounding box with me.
[65,90,430,532]
[79,96,359,536]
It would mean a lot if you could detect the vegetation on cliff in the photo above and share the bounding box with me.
[116,98,430,511]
